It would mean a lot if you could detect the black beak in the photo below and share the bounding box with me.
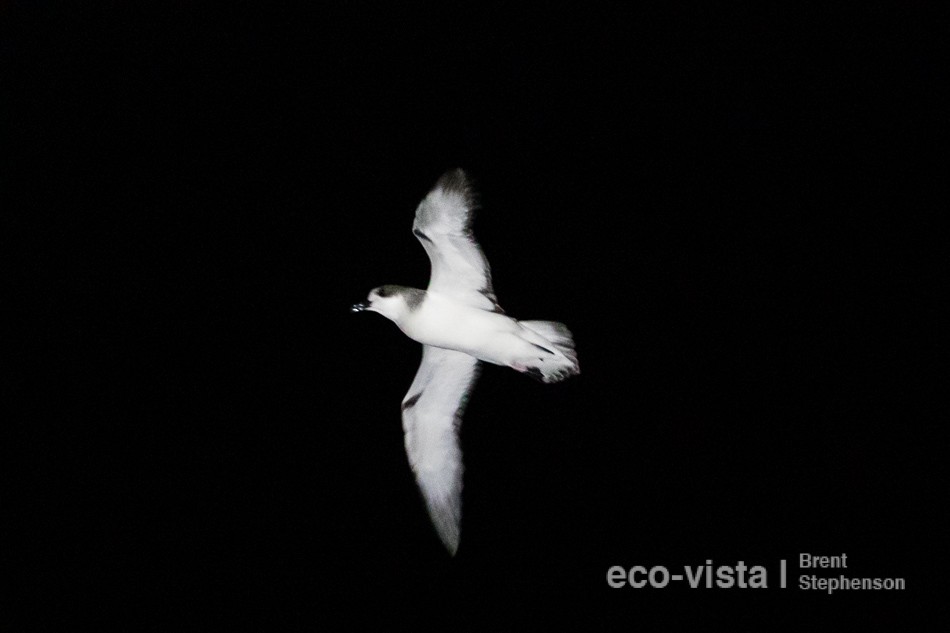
[351,302,369,313]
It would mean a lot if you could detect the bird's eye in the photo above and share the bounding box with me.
[377,287,391,297]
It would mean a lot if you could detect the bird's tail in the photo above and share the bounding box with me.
[517,320,580,383]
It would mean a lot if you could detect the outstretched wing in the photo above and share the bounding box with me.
[401,345,480,555]
[413,169,502,312]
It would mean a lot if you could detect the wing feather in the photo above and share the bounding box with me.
[412,169,502,312]
[401,345,480,554]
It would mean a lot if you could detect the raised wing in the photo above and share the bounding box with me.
[401,345,480,554]
[413,169,502,312]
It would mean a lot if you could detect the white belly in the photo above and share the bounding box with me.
[399,292,519,362]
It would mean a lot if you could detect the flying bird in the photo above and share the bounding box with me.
[352,169,579,554]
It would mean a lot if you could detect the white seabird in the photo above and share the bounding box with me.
[352,169,579,554]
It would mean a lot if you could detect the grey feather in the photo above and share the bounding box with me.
[401,345,481,554]
[413,169,502,313]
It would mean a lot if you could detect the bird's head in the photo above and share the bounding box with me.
[351,285,423,323]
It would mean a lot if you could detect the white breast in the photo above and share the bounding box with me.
[401,292,513,353]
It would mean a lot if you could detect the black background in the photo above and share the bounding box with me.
[5,3,943,630]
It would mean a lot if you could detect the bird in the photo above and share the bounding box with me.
[351,168,579,554]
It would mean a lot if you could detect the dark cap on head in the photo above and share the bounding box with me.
[371,284,426,310]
